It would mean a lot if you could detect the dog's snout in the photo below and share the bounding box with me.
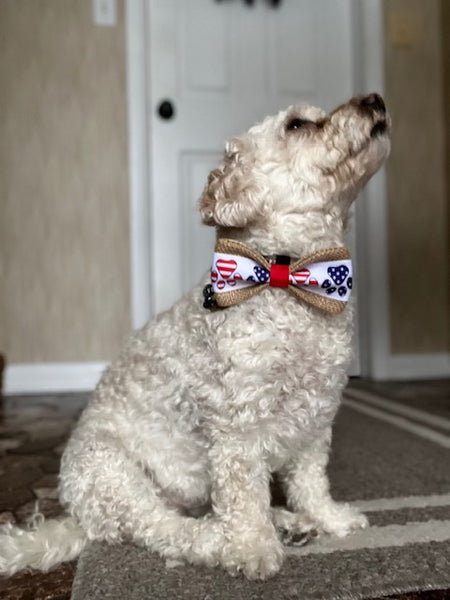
[359,93,386,114]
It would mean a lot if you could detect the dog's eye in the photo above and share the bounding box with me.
[286,118,311,131]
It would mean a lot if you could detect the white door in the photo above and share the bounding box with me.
[148,0,355,312]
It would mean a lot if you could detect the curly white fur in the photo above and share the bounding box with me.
[0,94,390,580]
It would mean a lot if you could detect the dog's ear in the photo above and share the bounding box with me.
[199,139,266,228]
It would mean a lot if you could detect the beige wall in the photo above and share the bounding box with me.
[0,0,130,363]
[384,0,449,353]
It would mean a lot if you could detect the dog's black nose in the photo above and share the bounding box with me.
[359,93,386,114]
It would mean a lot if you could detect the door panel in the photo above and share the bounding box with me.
[272,9,317,99]
[179,151,222,293]
[180,2,231,93]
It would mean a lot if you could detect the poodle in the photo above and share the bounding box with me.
[0,93,390,580]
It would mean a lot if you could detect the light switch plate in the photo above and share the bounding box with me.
[93,0,117,27]
[388,11,417,47]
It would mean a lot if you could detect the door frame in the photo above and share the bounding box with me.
[125,0,391,378]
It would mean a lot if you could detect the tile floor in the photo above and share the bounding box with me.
[0,380,448,600]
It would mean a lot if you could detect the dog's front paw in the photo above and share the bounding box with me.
[271,507,317,547]
[316,503,368,538]
[221,527,284,580]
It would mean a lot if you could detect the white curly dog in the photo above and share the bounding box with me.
[0,94,390,580]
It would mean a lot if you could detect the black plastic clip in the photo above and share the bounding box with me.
[202,284,218,310]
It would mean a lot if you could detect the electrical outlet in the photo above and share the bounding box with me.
[93,0,116,27]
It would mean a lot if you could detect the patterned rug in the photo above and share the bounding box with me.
[71,384,450,600]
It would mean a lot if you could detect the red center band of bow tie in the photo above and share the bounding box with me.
[269,263,290,287]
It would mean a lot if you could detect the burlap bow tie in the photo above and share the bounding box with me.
[205,238,352,314]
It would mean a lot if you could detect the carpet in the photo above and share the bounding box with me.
[71,386,450,600]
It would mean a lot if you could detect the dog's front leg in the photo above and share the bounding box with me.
[283,427,368,537]
[209,436,284,580]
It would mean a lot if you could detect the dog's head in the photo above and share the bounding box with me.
[199,94,390,254]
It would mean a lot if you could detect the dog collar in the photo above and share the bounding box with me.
[203,238,352,314]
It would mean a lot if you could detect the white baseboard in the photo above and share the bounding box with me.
[3,353,448,395]
[4,362,108,395]
[374,353,450,381]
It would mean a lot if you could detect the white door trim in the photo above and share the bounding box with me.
[353,0,391,379]
[126,0,152,330]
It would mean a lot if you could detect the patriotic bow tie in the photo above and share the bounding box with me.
[204,238,352,314]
